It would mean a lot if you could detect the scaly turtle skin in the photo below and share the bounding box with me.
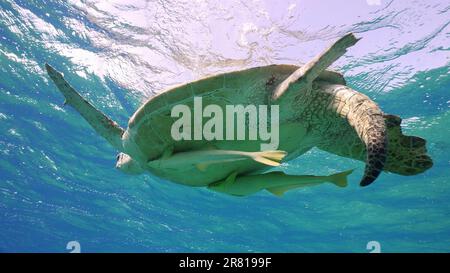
[45,33,432,191]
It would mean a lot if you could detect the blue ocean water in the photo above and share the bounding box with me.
[0,0,449,253]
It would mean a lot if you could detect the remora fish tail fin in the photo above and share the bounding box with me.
[251,150,287,166]
[272,33,359,101]
[45,63,125,151]
[326,169,354,188]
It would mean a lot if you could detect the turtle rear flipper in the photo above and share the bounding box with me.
[383,114,433,175]
[316,114,433,177]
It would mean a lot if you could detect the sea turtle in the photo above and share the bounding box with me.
[45,33,432,196]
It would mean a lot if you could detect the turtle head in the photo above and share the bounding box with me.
[115,153,145,175]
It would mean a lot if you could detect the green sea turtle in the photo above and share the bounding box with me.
[45,33,432,196]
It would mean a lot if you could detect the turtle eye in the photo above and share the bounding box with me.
[116,154,121,161]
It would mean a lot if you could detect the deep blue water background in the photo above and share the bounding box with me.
[0,0,449,252]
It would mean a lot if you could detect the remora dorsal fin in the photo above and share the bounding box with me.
[266,185,302,197]
[224,172,238,186]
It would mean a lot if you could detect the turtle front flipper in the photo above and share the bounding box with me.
[272,33,359,101]
[45,64,125,151]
